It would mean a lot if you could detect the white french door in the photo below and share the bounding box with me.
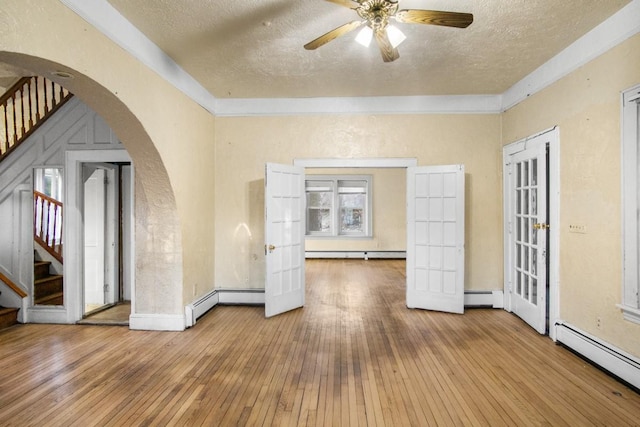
[406,165,465,314]
[505,138,548,334]
[264,163,305,317]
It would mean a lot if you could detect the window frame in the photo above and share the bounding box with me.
[620,83,640,324]
[305,174,373,238]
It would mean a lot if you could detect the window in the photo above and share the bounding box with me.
[305,175,372,237]
[621,84,640,324]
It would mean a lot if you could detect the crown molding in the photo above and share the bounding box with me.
[60,0,640,117]
[58,0,218,115]
[215,95,502,116]
[501,0,640,111]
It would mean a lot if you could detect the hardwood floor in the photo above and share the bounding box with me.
[1,259,639,426]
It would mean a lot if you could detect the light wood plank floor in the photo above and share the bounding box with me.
[1,259,639,426]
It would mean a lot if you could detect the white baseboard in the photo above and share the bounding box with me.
[129,313,185,331]
[464,290,504,308]
[27,307,70,324]
[556,321,640,390]
[305,251,406,259]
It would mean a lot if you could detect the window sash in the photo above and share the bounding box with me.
[305,175,371,237]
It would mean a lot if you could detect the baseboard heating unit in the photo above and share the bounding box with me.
[305,251,406,260]
[185,289,219,328]
[556,321,640,390]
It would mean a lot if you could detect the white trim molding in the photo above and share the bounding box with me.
[215,95,503,116]
[129,313,186,331]
[295,158,417,168]
[556,321,640,390]
[621,83,640,322]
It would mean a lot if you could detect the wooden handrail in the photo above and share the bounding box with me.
[34,190,63,263]
[0,271,27,298]
[1,76,73,163]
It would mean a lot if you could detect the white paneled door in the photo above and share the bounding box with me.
[406,165,465,314]
[505,138,548,334]
[265,163,305,318]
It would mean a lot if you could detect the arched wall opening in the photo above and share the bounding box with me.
[0,52,185,328]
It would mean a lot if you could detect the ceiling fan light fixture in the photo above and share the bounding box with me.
[386,25,406,48]
[355,25,373,47]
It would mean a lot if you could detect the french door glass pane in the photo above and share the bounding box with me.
[514,157,541,306]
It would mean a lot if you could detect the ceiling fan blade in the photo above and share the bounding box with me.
[395,10,473,28]
[325,0,360,9]
[374,29,399,63]
[304,21,363,50]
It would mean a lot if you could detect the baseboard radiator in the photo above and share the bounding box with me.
[556,321,640,390]
[464,290,504,308]
[305,251,406,260]
[184,288,266,328]
[184,289,219,328]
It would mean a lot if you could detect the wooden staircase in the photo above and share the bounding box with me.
[34,259,63,305]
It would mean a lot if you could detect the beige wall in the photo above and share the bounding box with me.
[502,34,640,356]
[0,0,217,314]
[214,114,503,290]
[305,167,406,252]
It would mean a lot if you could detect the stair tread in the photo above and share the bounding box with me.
[34,275,63,285]
[34,292,63,305]
[0,307,19,315]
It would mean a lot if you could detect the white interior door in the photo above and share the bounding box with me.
[265,163,305,317]
[506,139,548,334]
[83,167,106,308]
[407,165,465,313]
[83,163,118,311]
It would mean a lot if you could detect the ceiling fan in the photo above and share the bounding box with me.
[304,0,473,62]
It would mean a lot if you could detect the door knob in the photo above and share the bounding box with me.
[267,244,276,253]
[533,223,549,230]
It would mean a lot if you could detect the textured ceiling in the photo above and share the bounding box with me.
[107,0,629,99]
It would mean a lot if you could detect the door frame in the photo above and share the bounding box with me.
[65,150,134,323]
[503,127,560,340]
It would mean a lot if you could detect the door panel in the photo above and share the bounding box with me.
[407,165,465,314]
[83,164,118,313]
[507,139,548,333]
[83,168,106,308]
[265,163,305,317]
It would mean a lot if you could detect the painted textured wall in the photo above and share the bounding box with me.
[214,114,503,291]
[502,34,640,356]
